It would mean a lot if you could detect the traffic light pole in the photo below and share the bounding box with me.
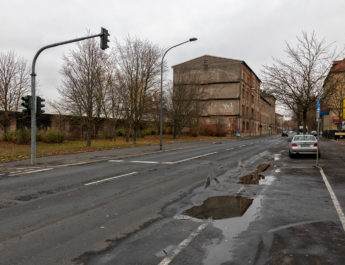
[30,30,108,165]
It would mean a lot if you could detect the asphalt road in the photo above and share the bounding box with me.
[0,136,344,265]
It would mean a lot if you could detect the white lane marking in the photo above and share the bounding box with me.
[226,148,235,151]
[109,160,124,163]
[240,145,246,147]
[9,168,53,176]
[0,173,4,176]
[53,162,88,168]
[319,167,345,231]
[130,161,159,164]
[168,152,218,165]
[158,223,208,265]
[84,171,137,186]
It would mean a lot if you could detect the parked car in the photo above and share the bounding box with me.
[289,134,320,158]
[281,131,288,137]
[311,130,317,136]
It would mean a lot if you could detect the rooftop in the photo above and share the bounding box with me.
[330,58,345,73]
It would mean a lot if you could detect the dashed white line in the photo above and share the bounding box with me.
[84,171,137,186]
[168,152,218,165]
[108,152,218,165]
[9,168,53,176]
[157,223,208,265]
[226,148,235,151]
[53,162,88,168]
[319,167,345,231]
[130,161,159,164]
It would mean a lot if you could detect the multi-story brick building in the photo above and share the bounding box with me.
[322,58,345,131]
[172,55,276,136]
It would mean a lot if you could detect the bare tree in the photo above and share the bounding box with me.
[113,36,161,143]
[262,32,340,134]
[58,37,108,146]
[0,51,29,132]
[168,71,205,138]
[103,60,123,140]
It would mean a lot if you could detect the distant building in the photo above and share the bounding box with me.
[172,55,276,136]
[322,58,345,131]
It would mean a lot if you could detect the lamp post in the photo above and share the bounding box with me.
[159,37,197,150]
[251,87,262,136]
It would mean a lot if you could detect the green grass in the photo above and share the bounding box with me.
[0,135,228,162]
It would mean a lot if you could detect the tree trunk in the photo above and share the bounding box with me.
[302,110,307,134]
[113,120,117,142]
[133,123,137,144]
[86,118,92,147]
[125,123,130,142]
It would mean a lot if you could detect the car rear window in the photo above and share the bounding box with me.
[293,135,316,141]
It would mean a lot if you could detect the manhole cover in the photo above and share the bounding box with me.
[184,195,253,220]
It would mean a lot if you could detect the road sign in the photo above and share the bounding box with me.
[316,99,320,113]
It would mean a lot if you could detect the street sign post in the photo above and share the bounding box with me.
[316,99,320,166]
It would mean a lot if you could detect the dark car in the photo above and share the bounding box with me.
[281,131,288,137]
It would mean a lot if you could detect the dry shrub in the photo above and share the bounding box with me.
[215,121,227,137]
[199,123,215,136]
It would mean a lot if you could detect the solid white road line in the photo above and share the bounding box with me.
[157,223,208,265]
[84,171,137,186]
[168,152,218,165]
[319,167,345,231]
[9,168,53,176]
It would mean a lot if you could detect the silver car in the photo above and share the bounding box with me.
[289,135,320,157]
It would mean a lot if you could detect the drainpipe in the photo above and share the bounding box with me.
[238,63,243,136]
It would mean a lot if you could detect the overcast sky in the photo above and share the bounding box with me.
[1,0,345,111]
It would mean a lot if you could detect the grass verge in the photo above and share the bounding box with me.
[0,135,228,163]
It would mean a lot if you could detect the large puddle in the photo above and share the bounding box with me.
[184,195,253,220]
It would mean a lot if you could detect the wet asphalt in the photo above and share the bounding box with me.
[0,136,344,265]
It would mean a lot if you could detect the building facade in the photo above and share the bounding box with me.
[322,58,345,131]
[172,55,276,136]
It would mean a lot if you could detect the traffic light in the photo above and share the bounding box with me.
[100,27,110,50]
[21,95,32,115]
[36,96,45,115]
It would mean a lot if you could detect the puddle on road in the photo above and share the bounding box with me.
[184,195,253,220]
[203,195,263,264]
[238,163,272,185]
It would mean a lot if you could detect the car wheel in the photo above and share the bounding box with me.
[289,151,294,158]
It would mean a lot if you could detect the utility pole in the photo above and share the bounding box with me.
[316,99,320,166]
[30,28,110,165]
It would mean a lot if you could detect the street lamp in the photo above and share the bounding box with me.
[251,87,262,136]
[159,37,198,150]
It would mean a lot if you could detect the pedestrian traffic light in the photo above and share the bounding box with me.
[36,96,45,115]
[21,95,32,115]
[100,27,110,50]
